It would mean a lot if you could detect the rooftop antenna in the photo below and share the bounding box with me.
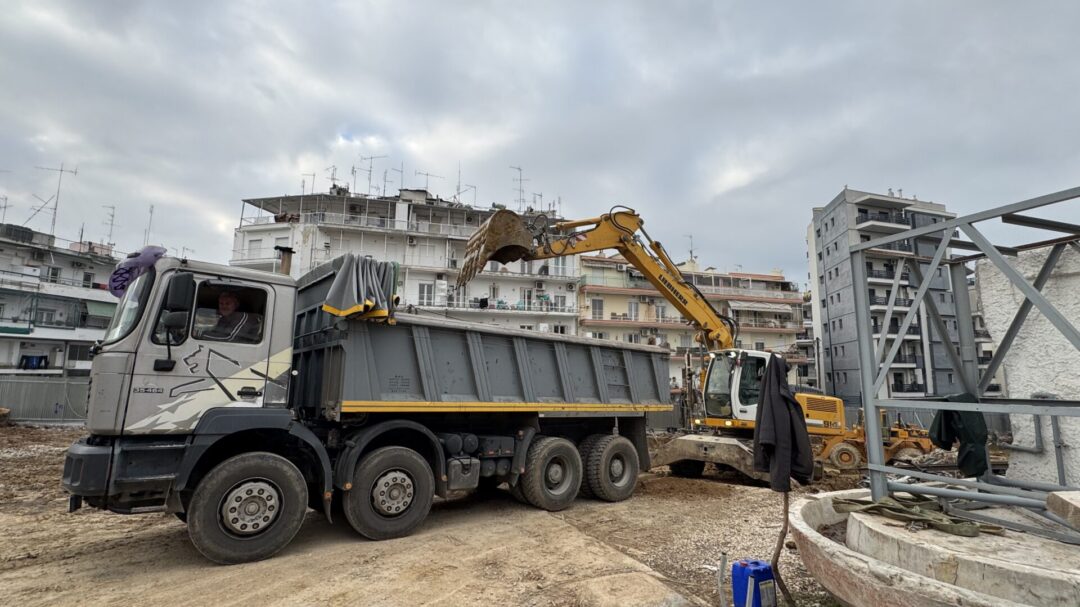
[456,183,476,205]
[301,172,316,195]
[466,184,477,206]
[414,170,443,193]
[325,165,338,187]
[454,161,462,202]
[382,169,389,197]
[510,166,528,211]
[350,165,359,193]
[24,193,55,227]
[360,155,387,195]
[532,192,543,212]
[391,163,404,195]
[0,195,9,224]
[685,234,696,261]
[102,205,117,246]
[35,162,78,236]
[143,204,154,246]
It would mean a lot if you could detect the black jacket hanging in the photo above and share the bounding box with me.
[752,354,815,491]
[929,392,989,477]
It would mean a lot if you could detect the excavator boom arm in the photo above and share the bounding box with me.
[459,208,735,350]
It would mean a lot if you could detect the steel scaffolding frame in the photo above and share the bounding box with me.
[848,186,1080,541]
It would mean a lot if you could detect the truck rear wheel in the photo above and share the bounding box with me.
[344,446,434,541]
[576,434,606,498]
[186,452,308,565]
[668,459,706,478]
[520,436,582,512]
[585,435,639,502]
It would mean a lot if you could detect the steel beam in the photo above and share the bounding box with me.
[869,465,1042,498]
[851,249,888,500]
[978,243,1066,392]
[874,259,906,364]
[962,223,1080,351]
[874,397,1080,416]
[851,185,1080,252]
[886,481,1046,509]
[949,262,981,393]
[907,263,976,395]
[1002,213,1080,234]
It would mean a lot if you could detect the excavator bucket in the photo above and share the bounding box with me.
[458,209,536,287]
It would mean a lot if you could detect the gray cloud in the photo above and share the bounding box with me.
[1,1,1078,285]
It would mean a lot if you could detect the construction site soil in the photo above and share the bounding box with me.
[0,425,857,606]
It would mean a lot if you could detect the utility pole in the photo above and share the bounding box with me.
[102,205,117,246]
[35,163,78,236]
[414,170,443,193]
[510,166,528,211]
[143,205,154,247]
[359,155,387,195]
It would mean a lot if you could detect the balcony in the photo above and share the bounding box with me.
[413,300,577,315]
[974,328,992,340]
[872,324,922,337]
[977,355,993,365]
[869,296,914,308]
[582,314,687,327]
[736,319,801,331]
[867,269,911,283]
[888,354,921,366]
[856,211,913,232]
[867,241,915,255]
[891,383,926,394]
[795,332,813,343]
[985,383,1003,393]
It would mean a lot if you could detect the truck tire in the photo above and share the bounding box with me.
[829,443,863,469]
[668,459,705,478]
[585,435,639,502]
[186,452,308,565]
[344,446,434,541]
[520,436,582,512]
[576,434,606,498]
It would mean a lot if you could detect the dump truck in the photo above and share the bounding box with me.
[62,250,670,564]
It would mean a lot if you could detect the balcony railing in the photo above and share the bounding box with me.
[580,276,802,301]
[977,355,993,364]
[586,314,686,325]
[867,269,910,281]
[795,332,812,341]
[890,354,921,364]
[231,247,280,262]
[869,296,914,307]
[857,211,912,226]
[872,324,921,335]
[974,328,991,339]
[892,383,926,393]
[737,319,802,330]
[415,301,577,314]
[868,241,914,253]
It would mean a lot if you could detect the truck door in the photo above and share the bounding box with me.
[124,272,274,434]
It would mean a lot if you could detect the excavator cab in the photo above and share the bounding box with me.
[699,349,772,432]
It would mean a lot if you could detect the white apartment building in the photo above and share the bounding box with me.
[0,224,119,376]
[232,187,580,334]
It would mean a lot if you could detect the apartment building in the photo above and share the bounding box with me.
[0,224,118,376]
[232,187,580,334]
[577,255,804,382]
[794,295,820,388]
[807,188,975,409]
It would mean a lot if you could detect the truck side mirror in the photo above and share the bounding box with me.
[164,272,195,312]
[162,310,189,332]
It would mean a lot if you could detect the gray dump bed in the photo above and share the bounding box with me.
[293,257,671,418]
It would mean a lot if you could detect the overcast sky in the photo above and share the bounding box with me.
[2,1,1078,286]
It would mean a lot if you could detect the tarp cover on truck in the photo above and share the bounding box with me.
[321,253,400,320]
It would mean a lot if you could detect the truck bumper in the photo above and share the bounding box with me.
[62,435,188,513]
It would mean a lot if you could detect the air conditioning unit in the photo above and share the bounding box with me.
[615,264,627,272]
[638,295,650,303]
[640,328,651,337]
[535,281,545,290]
[407,236,418,246]
[72,261,85,268]
[566,283,576,292]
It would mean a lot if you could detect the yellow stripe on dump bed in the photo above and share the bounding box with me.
[341,401,672,413]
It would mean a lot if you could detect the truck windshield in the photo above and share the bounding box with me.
[102,270,154,344]
[704,353,735,417]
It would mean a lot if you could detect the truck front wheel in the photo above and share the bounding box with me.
[186,452,309,565]
[344,446,434,541]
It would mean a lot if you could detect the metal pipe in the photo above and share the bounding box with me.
[886,481,1046,509]
[1002,414,1044,453]
[1051,416,1069,486]
[979,471,1078,493]
[870,464,1044,498]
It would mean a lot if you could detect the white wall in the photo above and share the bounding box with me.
[977,245,1080,486]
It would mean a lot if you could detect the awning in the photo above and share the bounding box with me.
[85,301,117,317]
[322,253,400,320]
[728,301,795,314]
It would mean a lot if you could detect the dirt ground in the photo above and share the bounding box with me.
[0,425,855,606]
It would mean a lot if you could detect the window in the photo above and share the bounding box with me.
[591,298,604,320]
[247,239,262,253]
[45,267,62,284]
[817,252,822,261]
[554,295,567,311]
[841,345,846,356]
[519,325,534,331]
[627,301,639,321]
[843,372,848,383]
[735,339,743,348]
[67,343,92,361]
[103,270,154,344]
[830,217,835,228]
[82,272,94,288]
[552,325,567,335]
[34,308,57,326]
[418,282,435,306]
[274,237,289,250]
[189,283,267,344]
[948,373,954,384]
[939,293,946,303]
[656,303,666,320]
[826,372,833,383]
[838,318,843,329]
[755,341,765,351]
[738,355,767,406]
[625,333,641,344]
[816,228,821,238]
[593,332,607,340]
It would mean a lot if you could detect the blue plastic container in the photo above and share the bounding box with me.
[731,559,777,607]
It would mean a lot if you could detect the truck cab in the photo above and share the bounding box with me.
[63,256,300,514]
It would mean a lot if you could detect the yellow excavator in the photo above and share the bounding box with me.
[458,206,850,480]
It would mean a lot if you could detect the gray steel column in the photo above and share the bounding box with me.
[851,249,887,499]
[949,262,980,393]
